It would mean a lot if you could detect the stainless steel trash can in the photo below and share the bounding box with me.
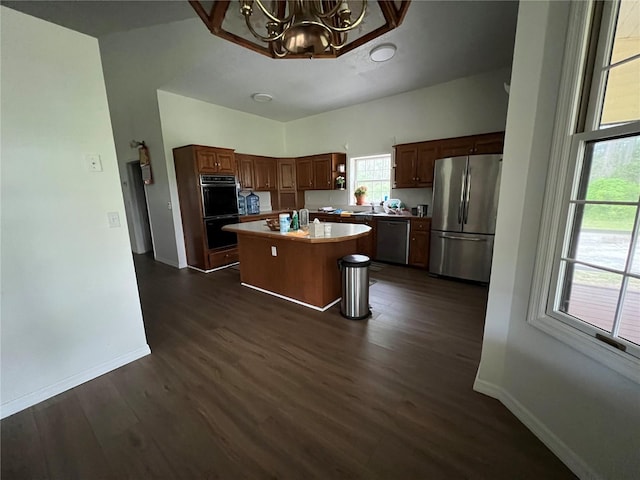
[338,254,372,320]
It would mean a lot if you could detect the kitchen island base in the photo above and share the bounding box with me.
[223,220,371,311]
[237,234,360,310]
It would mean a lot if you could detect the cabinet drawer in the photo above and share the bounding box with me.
[410,218,431,232]
[208,248,239,269]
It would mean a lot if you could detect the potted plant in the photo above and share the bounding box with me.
[354,185,368,205]
[336,175,345,189]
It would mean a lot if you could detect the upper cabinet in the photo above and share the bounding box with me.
[394,132,504,189]
[394,141,439,188]
[235,154,277,191]
[236,153,254,190]
[277,158,297,191]
[253,157,277,190]
[438,131,505,158]
[194,146,236,174]
[296,153,346,190]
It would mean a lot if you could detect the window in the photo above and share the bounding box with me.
[529,0,640,380]
[349,154,392,205]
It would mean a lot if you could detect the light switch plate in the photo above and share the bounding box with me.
[107,212,121,228]
[85,154,102,172]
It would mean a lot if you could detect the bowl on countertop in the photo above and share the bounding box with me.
[265,218,280,231]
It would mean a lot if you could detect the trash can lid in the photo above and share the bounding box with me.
[341,254,371,267]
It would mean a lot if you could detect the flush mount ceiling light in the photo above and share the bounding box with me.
[369,43,396,62]
[252,92,273,102]
[189,1,411,59]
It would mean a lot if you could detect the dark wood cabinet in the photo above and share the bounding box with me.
[236,154,277,191]
[408,218,431,269]
[296,158,314,190]
[173,144,238,271]
[313,155,332,190]
[439,131,505,158]
[277,158,297,191]
[254,157,277,190]
[473,132,505,154]
[237,154,254,190]
[394,132,504,189]
[277,158,298,210]
[394,141,438,188]
[194,146,236,174]
[297,153,346,191]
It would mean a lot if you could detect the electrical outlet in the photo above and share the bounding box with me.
[85,154,102,172]
[107,212,121,228]
[271,246,277,257]
[167,202,172,210]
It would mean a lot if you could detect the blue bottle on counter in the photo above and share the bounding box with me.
[237,192,246,215]
[246,191,260,215]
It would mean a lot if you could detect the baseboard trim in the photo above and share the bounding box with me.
[0,345,151,419]
[473,379,599,480]
[241,283,341,312]
[155,256,179,268]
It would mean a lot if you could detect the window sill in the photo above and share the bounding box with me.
[529,314,640,385]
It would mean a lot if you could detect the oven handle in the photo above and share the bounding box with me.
[204,214,240,221]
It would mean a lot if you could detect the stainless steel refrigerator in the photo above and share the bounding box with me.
[429,154,501,283]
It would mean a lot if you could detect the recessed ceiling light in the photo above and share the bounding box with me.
[252,93,273,103]
[369,44,397,62]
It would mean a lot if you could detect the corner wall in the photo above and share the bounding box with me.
[475,2,640,478]
[156,91,285,268]
[0,7,150,418]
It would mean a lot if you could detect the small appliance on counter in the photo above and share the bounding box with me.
[417,204,428,217]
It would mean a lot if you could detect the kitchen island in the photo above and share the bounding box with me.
[223,220,371,311]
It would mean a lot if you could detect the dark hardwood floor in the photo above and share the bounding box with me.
[1,254,575,479]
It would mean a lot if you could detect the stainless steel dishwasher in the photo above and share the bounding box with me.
[376,218,410,264]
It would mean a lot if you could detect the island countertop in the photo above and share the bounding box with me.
[223,220,371,243]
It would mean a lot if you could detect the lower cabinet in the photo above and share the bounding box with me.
[408,218,431,268]
[208,248,239,269]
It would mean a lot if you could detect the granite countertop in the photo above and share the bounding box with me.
[223,220,371,243]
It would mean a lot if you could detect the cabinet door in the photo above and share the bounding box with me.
[296,158,314,190]
[409,231,429,268]
[278,159,296,191]
[278,191,297,210]
[394,145,417,188]
[216,151,236,174]
[415,143,438,187]
[439,138,474,158]
[473,132,505,154]
[313,156,332,190]
[237,154,254,190]
[196,149,218,173]
[254,158,274,190]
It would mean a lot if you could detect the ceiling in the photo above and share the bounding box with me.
[2,1,519,122]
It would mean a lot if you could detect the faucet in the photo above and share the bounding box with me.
[370,202,375,212]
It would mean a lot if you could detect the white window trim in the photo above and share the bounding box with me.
[527,0,640,384]
[348,153,392,205]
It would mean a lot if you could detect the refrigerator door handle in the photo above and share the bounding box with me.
[458,171,465,224]
[439,234,486,242]
[464,170,471,224]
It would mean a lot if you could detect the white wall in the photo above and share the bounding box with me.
[475,2,640,479]
[156,91,285,268]
[0,7,150,418]
[287,68,511,210]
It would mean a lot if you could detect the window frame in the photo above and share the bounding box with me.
[528,0,640,383]
[348,153,392,206]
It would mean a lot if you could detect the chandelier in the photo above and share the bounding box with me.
[189,1,411,59]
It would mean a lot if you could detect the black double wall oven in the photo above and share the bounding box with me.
[201,175,239,250]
